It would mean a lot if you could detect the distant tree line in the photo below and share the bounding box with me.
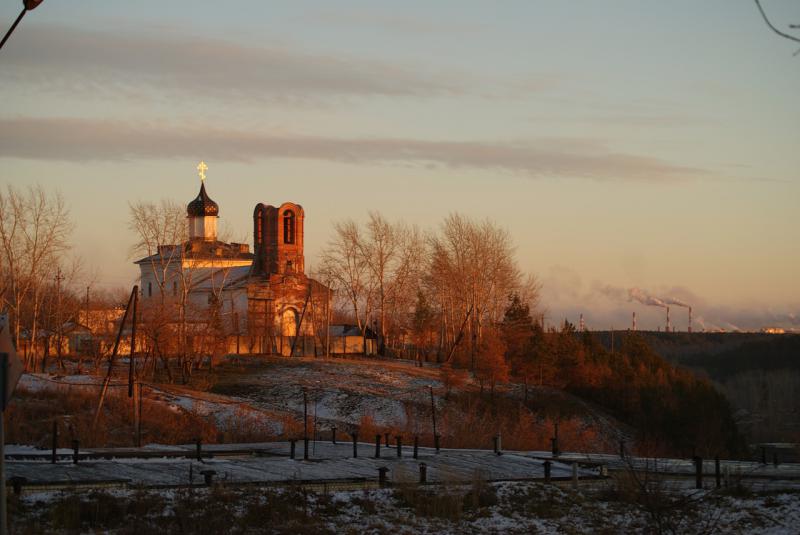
[498,295,744,457]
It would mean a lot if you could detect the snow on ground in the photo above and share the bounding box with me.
[9,479,800,534]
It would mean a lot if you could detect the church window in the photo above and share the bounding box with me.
[283,210,295,244]
[281,308,298,337]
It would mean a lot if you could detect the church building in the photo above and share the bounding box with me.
[134,163,331,356]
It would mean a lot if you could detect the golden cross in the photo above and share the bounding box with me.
[197,161,208,182]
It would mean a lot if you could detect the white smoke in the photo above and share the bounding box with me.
[628,287,668,308]
[661,297,691,308]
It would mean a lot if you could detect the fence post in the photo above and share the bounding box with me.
[290,439,296,459]
[375,434,381,458]
[51,420,58,464]
[195,438,202,461]
[331,427,337,444]
[544,460,552,483]
[693,456,703,489]
[396,436,402,458]
[352,433,358,458]
[72,439,79,465]
[378,467,389,486]
[413,435,419,459]
[304,437,310,460]
[434,434,440,453]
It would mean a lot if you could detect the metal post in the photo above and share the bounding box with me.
[413,435,419,459]
[290,439,296,459]
[396,436,402,458]
[375,434,381,458]
[72,439,79,464]
[434,434,440,453]
[544,460,552,483]
[304,437,309,460]
[352,433,358,458]
[331,426,337,444]
[196,438,202,461]
[51,420,58,464]
[715,457,721,489]
[693,456,703,489]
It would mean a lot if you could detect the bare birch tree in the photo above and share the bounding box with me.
[0,184,73,370]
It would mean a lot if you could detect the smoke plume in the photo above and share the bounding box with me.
[628,288,667,308]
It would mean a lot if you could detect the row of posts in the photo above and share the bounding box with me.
[288,429,441,461]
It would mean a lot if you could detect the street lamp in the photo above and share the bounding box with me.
[1,1,45,51]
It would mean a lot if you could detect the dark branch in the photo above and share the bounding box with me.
[755,0,800,44]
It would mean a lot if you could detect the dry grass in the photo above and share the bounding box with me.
[5,383,275,448]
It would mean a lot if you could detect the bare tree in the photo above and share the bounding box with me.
[0,184,73,370]
[319,220,375,348]
[427,214,532,371]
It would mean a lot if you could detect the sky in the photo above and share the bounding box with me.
[1,1,798,332]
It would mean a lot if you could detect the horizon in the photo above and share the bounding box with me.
[2,1,798,332]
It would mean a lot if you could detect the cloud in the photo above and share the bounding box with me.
[1,25,463,101]
[0,117,704,181]
[300,9,486,35]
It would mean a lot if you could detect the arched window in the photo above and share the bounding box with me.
[281,308,298,337]
[283,210,295,244]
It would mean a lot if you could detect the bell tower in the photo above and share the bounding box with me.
[252,202,304,276]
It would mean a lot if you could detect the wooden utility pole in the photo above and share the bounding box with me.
[325,283,331,358]
[93,286,137,430]
[128,290,138,398]
[290,288,311,357]
[429,386,437,439]
[55,267,64,370]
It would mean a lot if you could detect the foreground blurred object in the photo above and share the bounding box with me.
[0,0,45,51]
[0,313,25,535]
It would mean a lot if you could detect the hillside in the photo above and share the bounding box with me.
[590,332,800,443]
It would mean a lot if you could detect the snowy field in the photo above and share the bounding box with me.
[8,479,800,534]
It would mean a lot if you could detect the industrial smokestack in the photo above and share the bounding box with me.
[661,297,692,332]
[666,306,671,333]
[632,311,637,331]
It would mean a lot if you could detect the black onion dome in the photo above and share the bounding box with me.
[187,183,219,217]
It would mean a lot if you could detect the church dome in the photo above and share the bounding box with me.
[187,183,219,217]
